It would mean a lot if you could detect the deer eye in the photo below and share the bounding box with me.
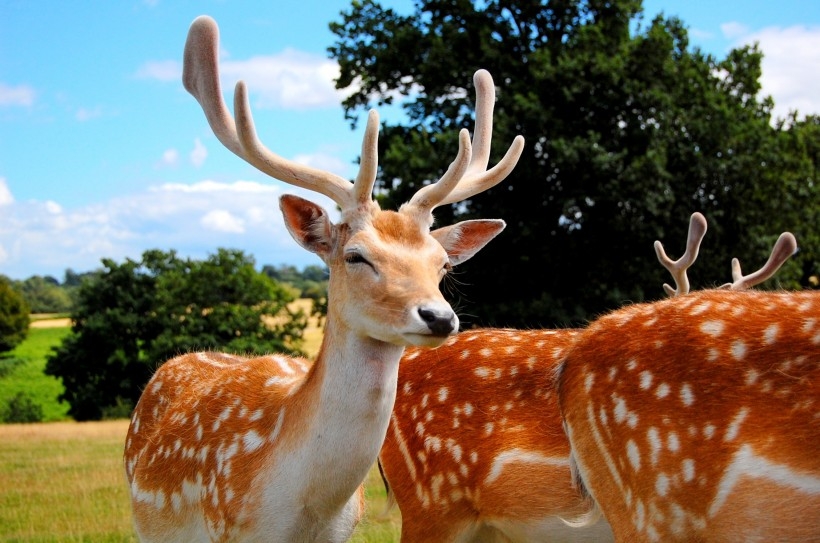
[345,252,371,267]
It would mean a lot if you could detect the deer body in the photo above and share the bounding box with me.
[557,289,820,542]
[381,328,614,542]
[125,15,523,542]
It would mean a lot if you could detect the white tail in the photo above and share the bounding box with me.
[557,289,819,542]
[124,15,523,543]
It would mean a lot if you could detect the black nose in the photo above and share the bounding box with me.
[418,307,456,336]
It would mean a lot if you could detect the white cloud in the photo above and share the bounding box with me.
[190,138,207,167]
[0,178,14,206]
[201,209,245,233]
[720,22,750,40]
[137,48,355,110]
[727,24,820,120]
[76,106,103,122]
[135,60,180,82]
[0,179,338,279]
[0,83,35,107]
[161,148,180,167]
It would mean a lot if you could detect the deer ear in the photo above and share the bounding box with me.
[431,219,505,266]
[280,194,333,259]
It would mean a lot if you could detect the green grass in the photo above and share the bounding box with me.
[0,327,71,422]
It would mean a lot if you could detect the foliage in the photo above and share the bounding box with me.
[45,248,308,421]
[14,275,75,314]
[329,0,819,326]
[0,276,29,354]
[0,392,44,423]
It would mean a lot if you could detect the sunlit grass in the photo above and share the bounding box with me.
[0,420,400,541]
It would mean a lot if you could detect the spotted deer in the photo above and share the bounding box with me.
[379,212,796,542]
[124,16,524,543]
[556,234,819,541]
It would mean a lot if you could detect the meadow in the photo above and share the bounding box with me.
[0,314,402,542]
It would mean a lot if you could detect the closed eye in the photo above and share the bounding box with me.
[345,252,372,266]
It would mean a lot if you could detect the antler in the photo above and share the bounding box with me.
[720,232,798,290]
[654,212,708,297]
[183,16,376,210]
[404,69,526,216]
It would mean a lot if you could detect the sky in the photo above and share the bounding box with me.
[1,0,819,281]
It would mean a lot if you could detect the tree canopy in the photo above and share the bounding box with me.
[45,248,307,421]
[0,276,29,354]
[329,0,819,327]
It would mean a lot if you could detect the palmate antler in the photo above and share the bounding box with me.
[183,16,524,215]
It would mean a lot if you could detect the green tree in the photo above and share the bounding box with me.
[46,249,307,421]
[16,275,74,313]
[0,276,29,354]
[329,0,818,326]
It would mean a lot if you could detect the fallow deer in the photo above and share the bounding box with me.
[556,228,818,542]
[379,212,796,542]
[124,15,524,542]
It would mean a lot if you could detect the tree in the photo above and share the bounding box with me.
[16,275,74,313]
[0,276,29,354]
[46,249,307,421]
[329,0,819,327]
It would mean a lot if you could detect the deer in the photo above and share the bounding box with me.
[378,212,797,542]
[123,15,525,543]
[556,227,819,542]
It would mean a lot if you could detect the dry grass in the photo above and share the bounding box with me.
[0,420,400,542]
[0,420,136,542]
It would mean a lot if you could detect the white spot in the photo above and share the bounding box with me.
[437,387,449,402]
[613,396,628,424]
[647,427,662,466]
[474,367,490,378]
[704,424,716,439]
[656,473,670,496]
[690,302,712,315]
[731,340,748,360]
[584,372,595,392]
[724,407,749,441]
[480,348,492,358]
[639,370,653,390]
[680,384,694,407]
[700,320,725,336]
[626,359,638,371]
[243,430,265,452]
[682,458,695,482]
[627,439,641,471]
[463,403,474,416]
[763,324,780,345]
[667,431,680,452]
[656,383,670,399]
[803,318,817,334]
[484,422,494,435]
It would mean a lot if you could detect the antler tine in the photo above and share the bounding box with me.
[721,232,798,290]
[406,70,524,215]
[654,212,708,297]
[184,16,365,210]
[435,70,525,207]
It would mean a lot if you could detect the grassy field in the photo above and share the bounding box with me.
[0,326,71,422]
[0,307,401,541]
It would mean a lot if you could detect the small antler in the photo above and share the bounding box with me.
[183,16,375,210]
[654,212,708,297]
[404,70,525,216]
[719,232,798,290]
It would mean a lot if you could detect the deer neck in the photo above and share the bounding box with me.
[287,313,404,507]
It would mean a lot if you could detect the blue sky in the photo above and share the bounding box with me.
[1,0,819,280]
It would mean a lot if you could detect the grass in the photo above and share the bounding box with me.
[0,309,401,541]
[0,420,401,541]
[0,327,71,422]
